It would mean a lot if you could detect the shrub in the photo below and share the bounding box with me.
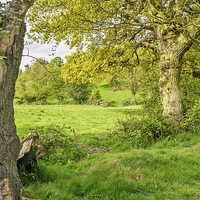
[112,114,178,148]
[111,75,174,147]
[122,98,132,106]
[88,88,102,105]
[67,82,92,104]
[112,73,200,148]
[181,74,200,113]
[34,125,85,165]
[180,100,200,131]
[140,85,162,115]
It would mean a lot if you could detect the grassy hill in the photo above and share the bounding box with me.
[98,83,134,107]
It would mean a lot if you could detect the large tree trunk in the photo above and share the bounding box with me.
[159,51,183,119]
[147,1,200,120]
[0,1,34,199]
[156,26,193,119]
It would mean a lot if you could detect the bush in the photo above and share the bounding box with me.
[180,100,200,131]
[122,98,132,106]
[67,82,92,104]
[111,74,173,147]
[88,88,102,105]
[112,73,200,148]
[34,125,85,165]
[181,74,200,113]
[140,85,162,115]
[112,114,179,148]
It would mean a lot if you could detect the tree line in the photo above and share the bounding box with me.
[15,57,102,105]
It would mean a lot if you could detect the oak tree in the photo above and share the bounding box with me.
[28,0,200,119]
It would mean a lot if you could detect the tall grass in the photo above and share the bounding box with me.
[22,134,200,200]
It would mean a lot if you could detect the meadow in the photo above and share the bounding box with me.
[14,84,200,200]
[15,104,142,139]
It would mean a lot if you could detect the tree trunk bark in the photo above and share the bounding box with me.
[156,23,193,119]
[0,1,34,199]
[157,35,193,119]
[0,22,26,200]
[159,53,183,118]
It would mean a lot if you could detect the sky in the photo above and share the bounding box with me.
[1,0,75,70]
[21,39,75,71]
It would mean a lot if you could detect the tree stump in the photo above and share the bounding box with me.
[17,132,39,172]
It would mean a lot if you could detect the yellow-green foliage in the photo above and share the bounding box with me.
[27,0,146,45]
[61,47,159,91]
[27,0,156,87]
[15,58,50,103]
[182,47,200,77]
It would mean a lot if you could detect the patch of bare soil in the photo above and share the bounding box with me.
[78,144,106,154]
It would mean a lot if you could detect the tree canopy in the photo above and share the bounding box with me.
[27,0,200,119]
[27,0,200,50]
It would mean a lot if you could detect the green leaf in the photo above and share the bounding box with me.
[0,56,6,60]
[0,105,4,110]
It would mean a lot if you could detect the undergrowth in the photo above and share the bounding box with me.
[21,136,200,200]
[111,74,200,149]
[35,125,85,165]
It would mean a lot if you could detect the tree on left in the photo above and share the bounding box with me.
[0,0,34,199]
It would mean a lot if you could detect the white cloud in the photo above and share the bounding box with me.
[21,40,75,71]
[21,23,76,70]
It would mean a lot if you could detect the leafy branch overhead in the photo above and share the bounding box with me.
[28,0,200,53]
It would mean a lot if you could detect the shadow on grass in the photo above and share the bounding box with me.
[107,101,117,107]
[99,83,112,90]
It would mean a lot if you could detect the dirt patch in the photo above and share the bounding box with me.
[111,88,122,92]
[78,144,106,153]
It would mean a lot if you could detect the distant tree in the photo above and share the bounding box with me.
[67,82,92,104]
[47,57,67,102]
[16,57,67,104]
[16,58,51,103]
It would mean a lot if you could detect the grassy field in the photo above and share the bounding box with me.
[15,83,139,139]
[14,104,142,139]
[14,85,200,200]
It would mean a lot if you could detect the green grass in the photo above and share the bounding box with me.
[14,104,142,140]
[21,135,200,200]
[98,83,136,107]
[14,86,200,200]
